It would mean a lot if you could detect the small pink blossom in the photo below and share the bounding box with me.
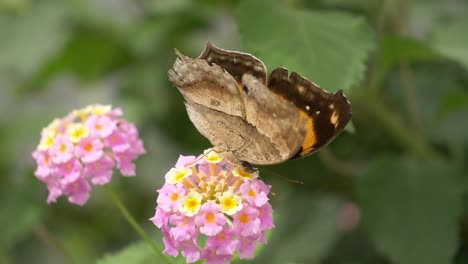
[205,227,238,256]
[83,156,115,185]
[63,178,91,206]
[46,184,63,204]
[234,205,261,237]
[175,155,197,168]
[238,235,262,259]
[57,158,82,184]
[86,115,115,138]
[32,150,54,179]
[32,104,145,206]
[201,247,232,264]
[106,131,129,153]
[258,203,275,230]
[51,136,74,164]
[196,201,226,236]
[151,149,274,263]
[150,208,170,229]
[179,238,201,263]
[240,180,269,207]
[338,202,361,233]
[169,214,197,242]
[161,227,178,257]
[114,153,136,176]
[157,184,186,213]
[75,137,103,163]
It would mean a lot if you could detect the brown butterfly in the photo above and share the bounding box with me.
[168,43,351,171]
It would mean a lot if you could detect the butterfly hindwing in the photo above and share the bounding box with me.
[267,67,352,158]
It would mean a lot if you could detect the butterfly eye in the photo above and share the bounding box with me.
[242,85,249,93]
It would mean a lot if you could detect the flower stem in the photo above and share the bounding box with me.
[105,186,176,264]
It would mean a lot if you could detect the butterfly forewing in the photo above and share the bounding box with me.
[199,43,267,86]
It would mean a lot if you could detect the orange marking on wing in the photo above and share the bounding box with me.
[236,82,243,94]
[299,111,316,155]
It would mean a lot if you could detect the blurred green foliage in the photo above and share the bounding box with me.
[1,0,468,263]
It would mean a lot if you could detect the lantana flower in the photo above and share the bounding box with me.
[150,150,275,263]
[32,104,145,206]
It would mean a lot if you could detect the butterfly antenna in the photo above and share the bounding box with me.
[183,148,214,167]
[221,165,236,186]
[262,167,304,185]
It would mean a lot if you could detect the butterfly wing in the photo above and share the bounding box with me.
[267,67,352,158]
[199,43,308,164]
[198,42,267,85]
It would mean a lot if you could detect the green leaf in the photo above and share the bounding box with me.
[235,0,374,91]
[252,195,341,263]
[358,156,462,264]
[0,0,69,77]
[431,17,468,70]
[378,35,440,82]
[0,178,44,249]
[31,30,130,84]
[96,241,154,264]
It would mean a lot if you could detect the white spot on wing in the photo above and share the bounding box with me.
[330,111,339,128]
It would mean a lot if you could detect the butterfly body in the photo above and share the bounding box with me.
[168,43,351,168]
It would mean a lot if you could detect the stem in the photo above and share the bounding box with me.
[353,90,439,160]
[105,186,176,264]
[394,0,423,135]
[360,0,439,161]
[34,224,75,264]
[368,0,390,94]
[399,61,423,132]
[318,149,366,177]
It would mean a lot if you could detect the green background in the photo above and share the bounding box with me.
[1,0,468,263]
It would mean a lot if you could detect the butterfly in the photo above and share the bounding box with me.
[168,43,351,171]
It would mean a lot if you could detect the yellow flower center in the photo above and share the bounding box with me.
[45,137,54,146]
[248,189,257,197]
[178,191,203,216]
[39,134,55,150]
[233,167,258,179]
[186,198,199,211]
[175,171,187,182]
[170,193,179,202]
[68,124,89,143]
[218,192,243,215]
[95,124,103,130]
[59,143,67,153]
[84,142,94,152]
[65,163,73,172]
[222,198,235,210]
[73,129,85,139]
[166,167,192,184]
[240,213,250,224]
[217,232,226,240]
[203,149,223,163]
[205,212,216,223]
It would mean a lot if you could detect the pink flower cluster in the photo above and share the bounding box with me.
[32,104,145,206]
[150,150,274,264]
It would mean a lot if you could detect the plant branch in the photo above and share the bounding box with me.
[318,148,366,177]
[352,90,439,160]
[105,186,176,264]
[34,223,75,264]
